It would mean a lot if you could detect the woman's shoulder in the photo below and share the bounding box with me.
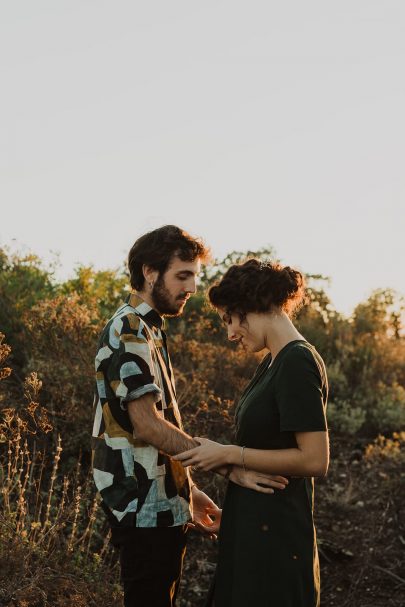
[277,340,327,381]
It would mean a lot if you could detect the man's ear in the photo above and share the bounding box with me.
[142,264,159,285]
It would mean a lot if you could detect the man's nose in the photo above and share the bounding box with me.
[186,277,197,294]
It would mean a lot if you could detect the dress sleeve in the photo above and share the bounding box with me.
[107,313,162,406]
[275,346,327,433]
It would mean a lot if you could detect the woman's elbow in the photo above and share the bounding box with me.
[302,450,329,477]
[310,457,329,478]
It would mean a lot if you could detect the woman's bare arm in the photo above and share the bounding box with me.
[174,431,329,477]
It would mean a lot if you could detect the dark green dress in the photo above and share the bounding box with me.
[212,340,328,607]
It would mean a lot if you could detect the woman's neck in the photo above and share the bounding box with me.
[264,311,305,361]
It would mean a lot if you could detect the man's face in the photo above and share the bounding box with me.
[152,256,201,317]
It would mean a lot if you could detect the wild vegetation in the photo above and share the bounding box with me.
[0,247,404,606]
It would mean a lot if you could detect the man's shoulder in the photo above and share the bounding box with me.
[107,304,144,331]
[97,305,150,351]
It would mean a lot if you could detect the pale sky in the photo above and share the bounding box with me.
[1,1,404,315]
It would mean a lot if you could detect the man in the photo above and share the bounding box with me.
[92,225,285,607]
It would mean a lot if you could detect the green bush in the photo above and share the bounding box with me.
[364,381,405,435]
[327,399,366,435]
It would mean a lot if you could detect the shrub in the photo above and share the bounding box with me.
[327,399,366,435]
[23,295,101,457]
[363,382,405,435]
[0,336,120,607]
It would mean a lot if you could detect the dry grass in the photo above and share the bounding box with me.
[0,334,122,607]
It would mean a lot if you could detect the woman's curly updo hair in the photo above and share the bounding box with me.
[208,258,306,318]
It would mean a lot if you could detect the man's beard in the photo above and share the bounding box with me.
[152,276,187,317]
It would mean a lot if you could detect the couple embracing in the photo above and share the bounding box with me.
[91,225,329,607]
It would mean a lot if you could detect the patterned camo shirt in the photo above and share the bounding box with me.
[92,292,191,531]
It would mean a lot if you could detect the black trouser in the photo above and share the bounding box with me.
[118,525,188,607]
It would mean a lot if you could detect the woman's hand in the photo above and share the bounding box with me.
[229,467,289,494]
[173,437,234,471]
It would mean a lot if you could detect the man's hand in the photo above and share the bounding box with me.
[229,467,289,494]
[189,486,222,539]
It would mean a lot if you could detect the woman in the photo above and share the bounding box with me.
[174,259,329,607]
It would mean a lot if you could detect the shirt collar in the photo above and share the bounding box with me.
[126,292,165,330]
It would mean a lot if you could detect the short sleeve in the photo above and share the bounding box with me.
[107,313,162,406]
[275,346,327,433]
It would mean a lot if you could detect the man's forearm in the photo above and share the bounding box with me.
[130,409,198,455]
[148,418,199,455]
[127,395,199,455]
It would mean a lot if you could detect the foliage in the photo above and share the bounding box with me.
[0,247,405,605]
[0,337,121,607]
[364,431,405,460]
[1,247,404,444]
[0,249,56,367]
[352,288,404,339]
[22,294,101,458]
[327,399,367,435]
[61,264,129,319]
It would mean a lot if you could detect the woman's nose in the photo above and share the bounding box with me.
[227,326,238,341]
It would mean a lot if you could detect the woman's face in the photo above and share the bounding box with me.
[218,309,266,353]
